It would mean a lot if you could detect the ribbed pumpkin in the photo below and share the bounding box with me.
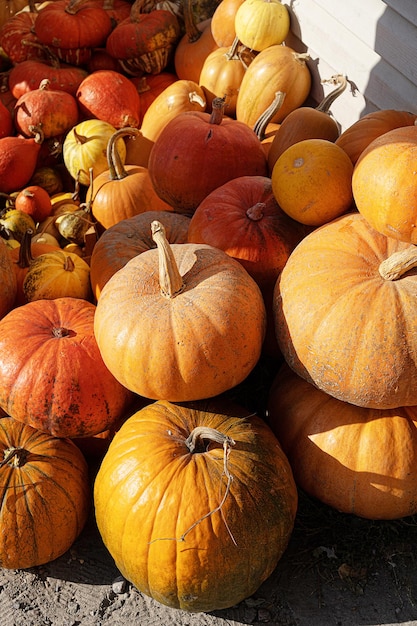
[274,212,417,409]
[148,97,268,214]
[267,364,417,520]
[352,125,417,244]
[336,109,417,165]
[0,236,17,319]
[0,297,133,438]
[90,210,190,300]
[0,416,90,569]
[94,220,266,401]
[234,0,290,51]
[23,249,92,302]
[236,45,311,128]
[86,127,173,231]
[94,397,298,611]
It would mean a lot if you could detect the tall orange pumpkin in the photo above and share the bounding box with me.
[94,220,266,401]
[94,397,298,611]
[0,416,90,569]
[0,236,17,319]
[274,212,417,409]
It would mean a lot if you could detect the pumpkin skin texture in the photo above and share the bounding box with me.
[90,210,190,300]
[0,297,134,438]
[352,125,417,244]
[0,416,90,569]
[335,109,417,165]
[271,138,354,226]
[94,221,267,401]
[273,212,417,409]
[234,0,290,51]
[267,364,417,520]
[148,99,268,215]
[94,398,298,612]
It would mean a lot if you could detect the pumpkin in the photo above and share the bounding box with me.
[0,133,43,194]
[234,0,290,51]
[335,109,417,165]
[0,416,90,569]
[131,71,178,125]
[273,212,417,409]
[140,78,206,144]
[0,207,37,242]
[148,97,268,214]
[0,98,13,139]
[210,0,245,47]
[0,9,44,64]
[0,297,134,437]
[86,127,173,230]
[8,55,88,99]
[94,220,266,401]
[0,236,17,319]
[62,119,127,186]
[14,78,80,140]
[352,125,417,244]
[23,249,92,301]
[0,0,29,29]
[236,45,311,129]
[29,165,64,196]
[174,0,219,83]
[14,184,53,223]
[267,74,347,173]
[105,8,181,75]
[267,363,417,520]
[94,397,298,611]
[271,138,354,226]
[198,36,256,116]
[76,69,141,129]
[34,0,113,64]
[90,210,190,300]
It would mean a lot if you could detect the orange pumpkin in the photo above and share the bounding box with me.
[352,125,417,243]
[94,397,298,611]
[267,364,417,520]
[273,212,417,409]
[236,45,311,128]
[90,210,190,300]
[0,297,133,437]
[271,138,354,226]
[94,220,266,401]
[336,109,417,165]
[0,416,90,569]
[210,0,245,47]
[0,236,17,319]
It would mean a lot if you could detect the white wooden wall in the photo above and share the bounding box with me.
[283,0,417,132]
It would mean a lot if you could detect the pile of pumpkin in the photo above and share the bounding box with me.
[1,0,417,614]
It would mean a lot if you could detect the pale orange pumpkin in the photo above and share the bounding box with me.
[94,220,266,401]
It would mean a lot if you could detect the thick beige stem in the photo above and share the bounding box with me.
[151,220,185,298]
[379,246,417,280]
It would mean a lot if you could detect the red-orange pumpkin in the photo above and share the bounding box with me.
[267,363,417,520]
[0,237,17,319]
[0,415,91,569]
[94,397,298,611]
[0,297,134,437]
[148,97,268,214]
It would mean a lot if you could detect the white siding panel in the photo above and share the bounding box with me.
[285,0,417,131]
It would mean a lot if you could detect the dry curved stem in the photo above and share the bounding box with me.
[149,426,237,545]
[1,447,28,468]
[151,220,185,298]
[253,91,286,141]
[317,74,348,113]
[379,245,417,280]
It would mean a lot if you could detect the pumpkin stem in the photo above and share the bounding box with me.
[225,35,241,61]
[52,326,71,338]
[16,229,35,268]
[210,97,227,125]
[379,246,417,280]
[63,254,75,271]
[182,0,202,43]
[1,447,29,468]
[106,127,142,181]
[246,202,265,221]
[185,426,236,453]
[253,91,286,141]
[151,220,185,298]
[316,74,347,113]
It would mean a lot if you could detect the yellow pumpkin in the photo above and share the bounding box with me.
[23,250,92,301]
[234,0,290,51]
